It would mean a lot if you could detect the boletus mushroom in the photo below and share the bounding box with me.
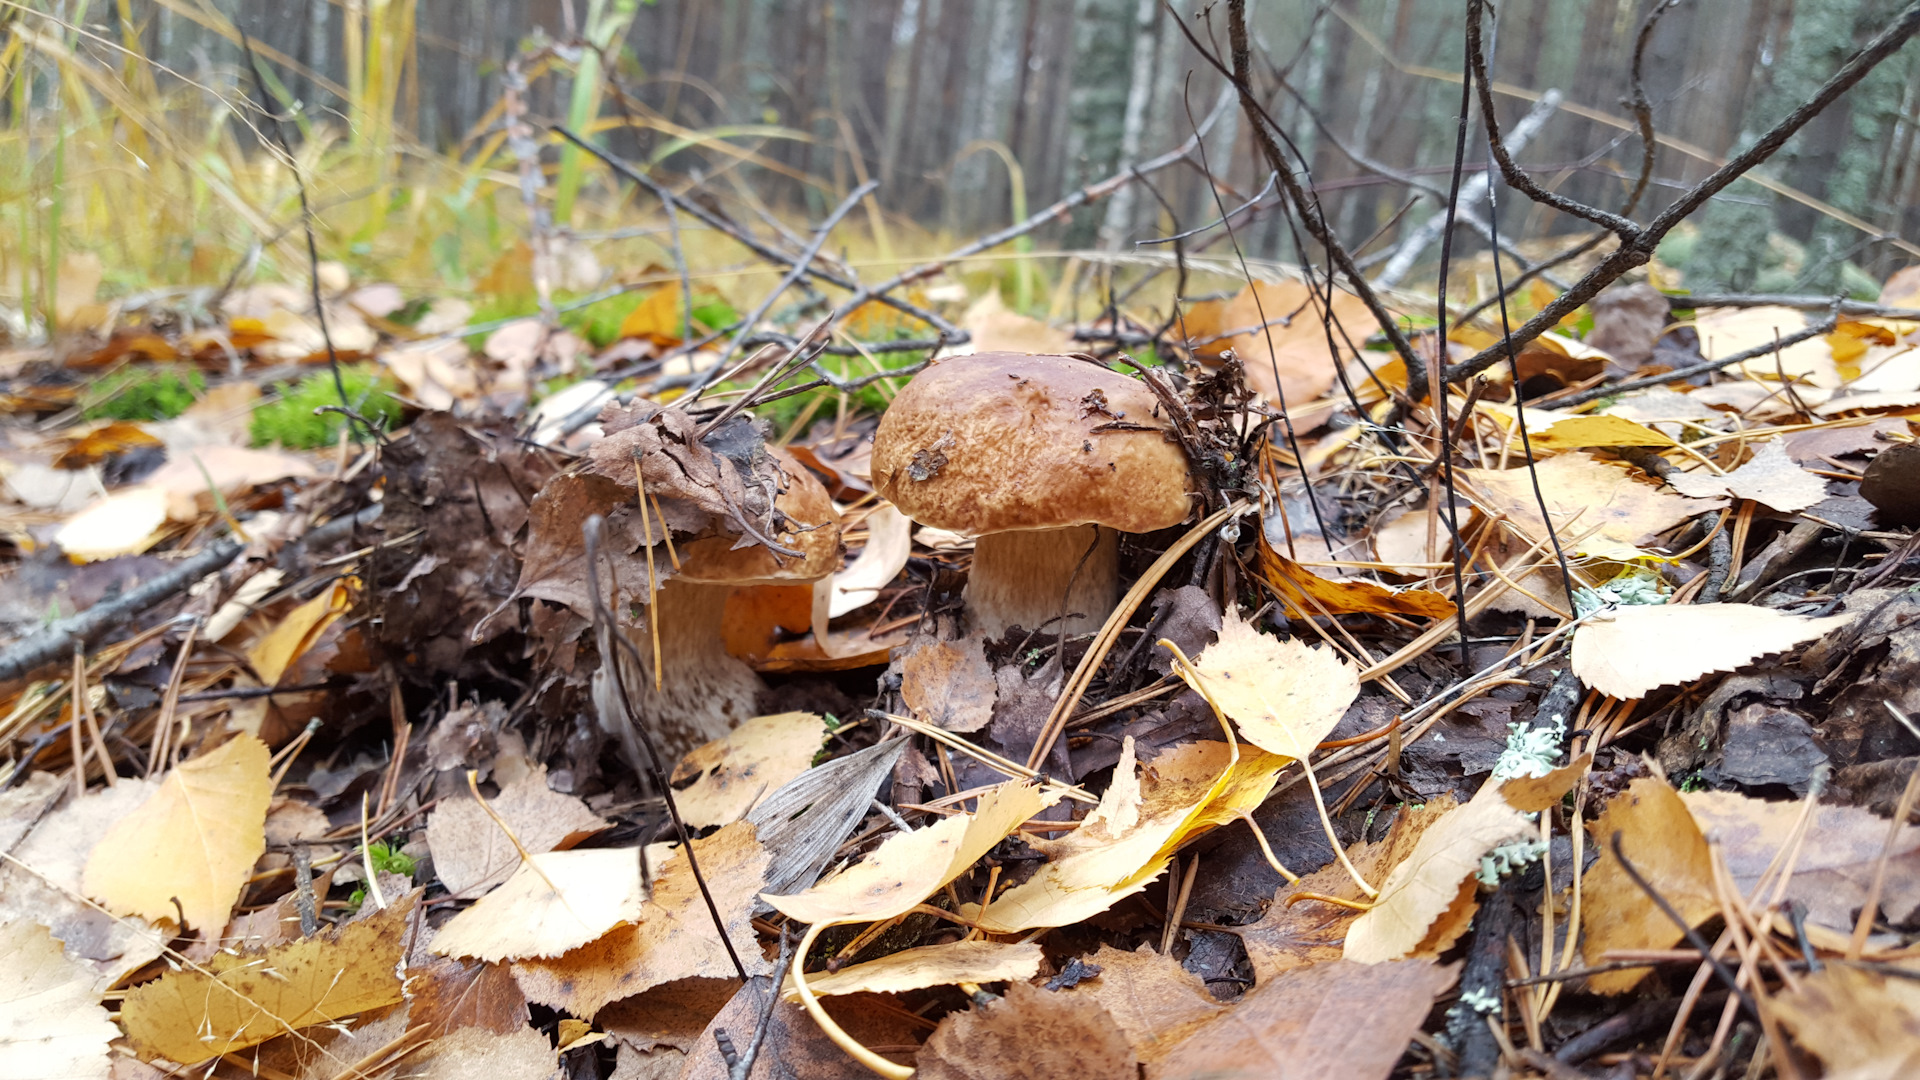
[597,448,841,756]
[872,352,1193,639]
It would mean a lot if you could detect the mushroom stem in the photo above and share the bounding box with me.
[967,524,1118,641]
[600,579,763,761]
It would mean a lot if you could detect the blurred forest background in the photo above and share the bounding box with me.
[3,0,1918,317]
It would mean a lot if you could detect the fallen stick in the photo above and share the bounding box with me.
[0,538,242,683]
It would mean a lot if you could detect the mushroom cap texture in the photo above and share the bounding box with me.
[675,447,842,585]
[872,352,1193,535]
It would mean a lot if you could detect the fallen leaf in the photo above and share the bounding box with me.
[1681,789,1920,937]
[512,822,772,1017]
[1056,944,1226,1065]
[1259,538,1455,618]
[53,486,170,562]
[119,892,416,1065]
[1216,280,1376,408]
[916,981,1137,1080]
[1665,441,1828,513]
[1771,965,1920,1080]
[53,252,104,330]
[425,764,609,897]
[1179,606,1359,758]
[1510,412,1678,452]
[406,952,531,1038]
[430,848,647,962]
[1236,796,1459,985]
[403,1024,557,1080]
[669,713,828,829]
[83,735,271,933]
[677,978,924,1079]
[599,978,742,1056]
[830,503,913,617]
[1466,452,1717,559]
[1694,305,1838,388]
[1154,959,1456,1080]
[619,284,693,347]
[146,446,318,504]
[1345,783,1532,963]
[1580,777,1718,993]
[900,636,997,733]
[0,921,116,1080]
[783,940,1042,1000]
[763,780,1057,929]
[52,421,164,470]
[1572,603,1856,700]
[959,292,1073,354]
[249,579,356,686]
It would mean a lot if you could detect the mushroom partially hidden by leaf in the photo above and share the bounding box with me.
[872,352,1194,639]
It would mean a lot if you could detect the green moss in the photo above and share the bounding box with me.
[251,365,404,448]
[346,841,419,911]
[82,366,204,421]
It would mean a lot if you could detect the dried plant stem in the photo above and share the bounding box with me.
[1848,709,1920,960]
[790,921,913,1080]
[634,461,663,691]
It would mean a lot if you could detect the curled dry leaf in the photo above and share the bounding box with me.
[1770,965,1920,1080]
[1209,280,1375,408]
[1154,959,1457,1080]
[974,740,1287,933]
[916,981,1137,1080]
[1579,776,1718,993]
[829,503,913,617]
[1694,305,1838,387]
[782,940,1042,1001]
[425,764,609,897]
[0,921,117,1080]
[1666,440,1828,513]
[1572,603,1857,701]
[119,892,417,1065]
[1055,944,1227,1065]
[1465,452,1716,560]
[1258,539,1455,619]
[1504,412,1678,453]
[669,712,829,829]
[763,780,1058,929]
[1344,783,1533,964]
[82,734,271,934]
[430,848,646,963]
[248,579,355,687]
[1179,606,1359,759]
[512,821,772,1017]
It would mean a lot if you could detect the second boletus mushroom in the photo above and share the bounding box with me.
[872,352,1194,640]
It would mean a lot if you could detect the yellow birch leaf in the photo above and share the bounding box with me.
[781,940,1042,1001]
[1179,608,1359,760]
[120,892,416,1065]
[1579,777,1716,994]
[248,578,355,686]
[430,848,647,962]
[0,921,116,1080]
[669,712,829,829]
[762,780,1057,928]
[1344,783,1532,963]
[82,735,271,933]
[1572,603,1856,700]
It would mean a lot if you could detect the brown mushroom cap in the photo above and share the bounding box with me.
[674,447,842,585]
[872,353,1193,535]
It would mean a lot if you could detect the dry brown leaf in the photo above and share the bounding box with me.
[1666,441,1828,513]
[1512,412,1679,452]
[1466,452,1716,559]
[0,920,116,1080]
[430,848,646,962]
[1572,603,1856,700]
[1259,539,1455,618]
[669,712,828,829]
[763,780,1056,929]
[960,292,1073,354]
[1154,959,1456,1080]
[1237,796,1459,985]
[783,940,1041,1000]
[1345,783,1532,963]
[1214,280,1375,408]
[404,1024,558,1080]
[1681,789,1920,936]
[119,892,416,1065]
[830,503,913,617]
[599,978,742,1056]
[1058,944,1227,1065]
[425,764,609,898]
[1180,606,1359,759]
[916,981,1137,1080]
[677,980,923,1079]
[1694,305,1838,387]
[1580,777,1718,993]
[83,735,270,933]
[513,822,772,1017]
[1771,965,1920,1080]
[406,952,531,1038]
[900,636,997,733]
